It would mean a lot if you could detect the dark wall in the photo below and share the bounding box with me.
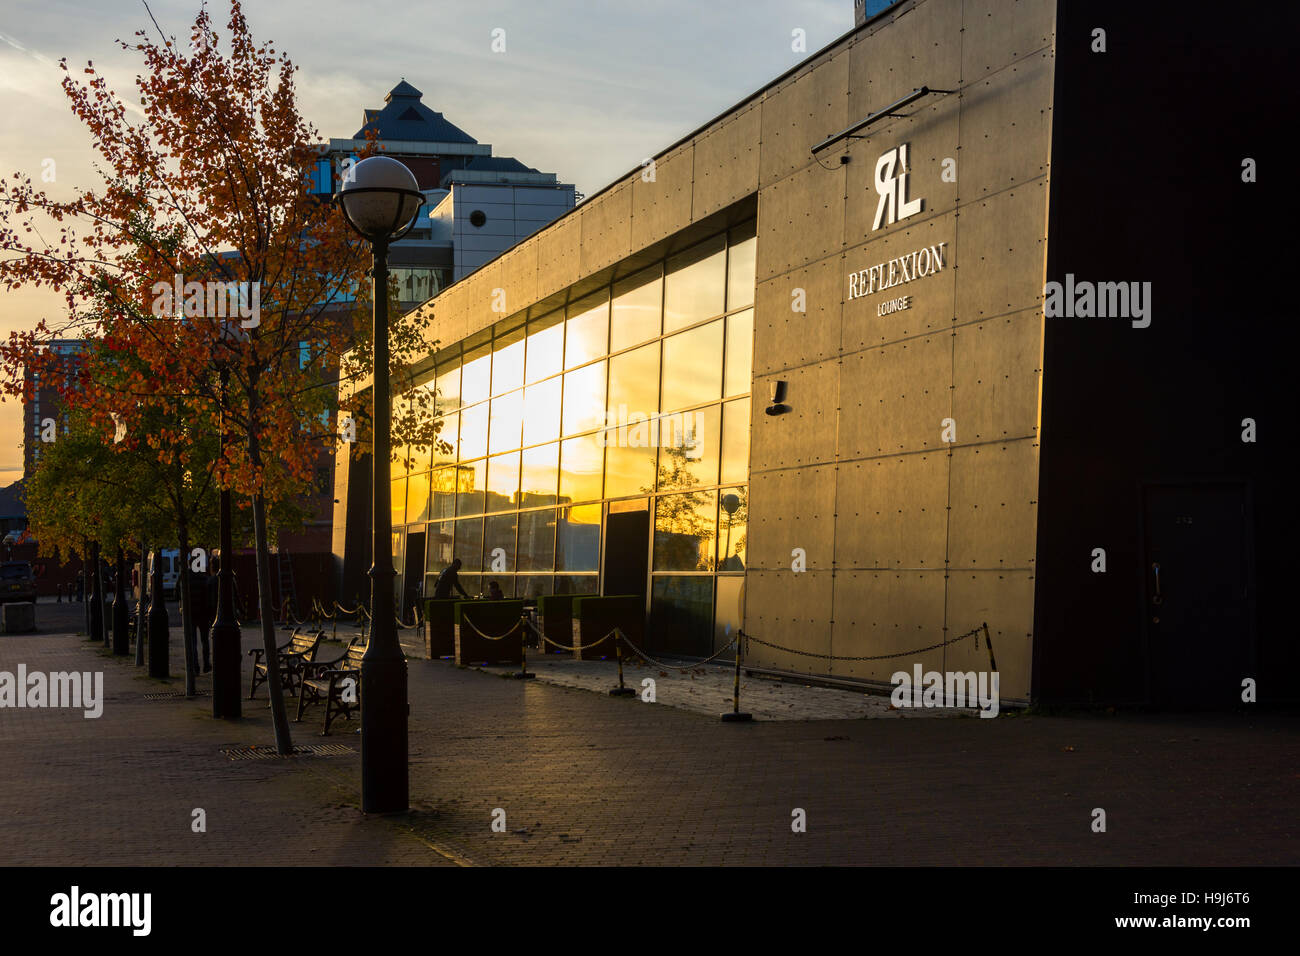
[1034,1,1298,703]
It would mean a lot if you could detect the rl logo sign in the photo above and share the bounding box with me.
[872,142,924,231]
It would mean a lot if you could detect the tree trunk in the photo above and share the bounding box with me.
[249,424,293,754]
[178,516,197,698]
[82,538,90,638]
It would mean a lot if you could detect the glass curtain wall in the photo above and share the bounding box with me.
[392,219,756,654]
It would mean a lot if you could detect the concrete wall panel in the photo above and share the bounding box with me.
[758,52,850,188]
[751,360,839,468]
[743,569,834,670]
[747,462,837,571]
[756,162,845,281]
[947,441,1038,570]
[827,569,947,682]
[960,0,1055,85]
[692,103,762,220]
[952,183,1049,319]
[834,452,948,569]
[846,0,962,125]
[840,209,957,350]
[534,214,582,301]
[837,332,951,459]
[944,569,1035,700]
[630,146,694,251]
[957,51,1054,198]
[753,254,844,375]
[579,180,633,276]
[951,307,1042,443]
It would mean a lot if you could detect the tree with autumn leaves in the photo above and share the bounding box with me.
[0,1,437,753]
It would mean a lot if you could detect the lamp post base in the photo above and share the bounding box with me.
[720,711,754,722]
[360,655,408,814]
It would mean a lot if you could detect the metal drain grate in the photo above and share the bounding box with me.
[221,743,357,761]
[143,691,209,700]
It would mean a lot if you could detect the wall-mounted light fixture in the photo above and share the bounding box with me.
[765,380,791,416]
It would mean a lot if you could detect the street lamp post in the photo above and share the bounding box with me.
[337,155,425,813]
[211,328,245,719]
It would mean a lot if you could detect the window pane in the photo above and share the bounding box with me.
[522,377,561,445]
[406,470,431,524]
[555,575,599,596]
[391,478,406,527]
[425,520,454,573]
[520,442,559,507]
[492,326,525,394]
[726,221,757,311]
[720,398,751,485]
[650,576,714,656]
[714,576,744,652]
[660,320,723,412]
[484,513,518,573]
[717,486,747,572]
[602,431,658,499]
[525,310,564,384]
[459,402,489,460]
[454,517,483,572]
[564,290,609,369]
[435,411,458,464]
[724,308,753,398]
[435,364,462,414]
[429,467,457,520]
[610,264,662,352]
[516,575,554,599]
[654,489,717,571]
[559,433,604,504]
[664,234,725,333]
[556,503,601,571]
[607,342,659,420]
[562,360,607,436]
[456,459,486,516]
[488,390,523,455]
[486,451,520,512]
[461,346,491,406]
[657,404,720,491]
[517,509,556,571]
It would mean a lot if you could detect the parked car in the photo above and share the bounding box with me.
[0,560,37,604]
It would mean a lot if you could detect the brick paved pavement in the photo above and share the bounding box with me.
[3,606,1298,866]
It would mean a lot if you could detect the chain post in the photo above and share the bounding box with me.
[609,629,636,697]
[720,630,753,722]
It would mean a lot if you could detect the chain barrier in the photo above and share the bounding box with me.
[739,624,985,663]
[459,615,527,642]
[617,632,738,673]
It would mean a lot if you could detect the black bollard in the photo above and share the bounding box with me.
[111,547,130,656]
[147,551,170,679]
[87,542,104,644]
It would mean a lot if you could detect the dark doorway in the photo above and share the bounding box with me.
[1141,483,1253,707]
[604,505,649,599]
[402,531,425,619]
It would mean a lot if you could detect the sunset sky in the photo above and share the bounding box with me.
[0,0,850,489]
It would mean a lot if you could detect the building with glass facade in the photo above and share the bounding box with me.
[333,0,1294,707]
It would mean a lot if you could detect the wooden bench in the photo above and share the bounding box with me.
[295,638,367,735]
[247,628,324,699]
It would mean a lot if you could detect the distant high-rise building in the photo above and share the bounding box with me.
[314,80,575,301]
[855,0,903,26]
[22,339,86,483]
